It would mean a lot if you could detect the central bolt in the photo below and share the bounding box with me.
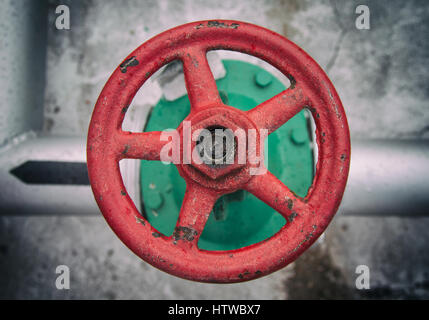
[196,126,236,166]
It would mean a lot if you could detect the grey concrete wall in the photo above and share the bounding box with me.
[0,0,47,146]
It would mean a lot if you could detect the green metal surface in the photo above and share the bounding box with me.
[140,60,314,251]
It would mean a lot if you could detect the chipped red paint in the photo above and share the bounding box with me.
[87,20,351,283]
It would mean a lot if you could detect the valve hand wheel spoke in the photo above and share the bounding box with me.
[181,47,222,112]
[115,131,168,160]
[172,183,219,247]
[247,85,307,134]
[244,170,310,223]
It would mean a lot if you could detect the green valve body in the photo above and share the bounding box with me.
[141,60,314,250]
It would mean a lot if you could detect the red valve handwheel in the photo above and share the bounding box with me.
[87,20,350,283]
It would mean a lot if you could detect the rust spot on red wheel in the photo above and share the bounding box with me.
[87,20,350,283]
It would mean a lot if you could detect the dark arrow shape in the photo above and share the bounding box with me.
[10,161,90,185]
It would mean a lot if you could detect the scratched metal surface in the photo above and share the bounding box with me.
[1,0,429,298]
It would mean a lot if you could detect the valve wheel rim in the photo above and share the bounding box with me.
[87,20,351,283]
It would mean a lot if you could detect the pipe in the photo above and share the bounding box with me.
[340,139,429,217]
[0,136,428,216]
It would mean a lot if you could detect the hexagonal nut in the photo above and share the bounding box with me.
[189,115,247,180]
